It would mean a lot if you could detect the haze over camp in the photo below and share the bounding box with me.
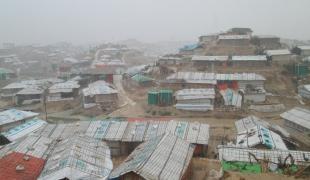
[1,0,310,180]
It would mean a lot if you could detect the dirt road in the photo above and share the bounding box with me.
[113,74,136,106]
[108,75,146,117]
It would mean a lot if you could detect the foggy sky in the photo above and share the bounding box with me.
[1,0,310,45]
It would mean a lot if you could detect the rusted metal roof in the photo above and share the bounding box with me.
[0,152,45,180]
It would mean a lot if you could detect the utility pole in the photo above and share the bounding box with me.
[43,89,48,121]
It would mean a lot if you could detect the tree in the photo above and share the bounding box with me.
[250,36,260,46]
[291,46,301,55]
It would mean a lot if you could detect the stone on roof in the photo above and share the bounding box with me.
[0,152,45,180]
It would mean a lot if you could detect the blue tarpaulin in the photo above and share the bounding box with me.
[179,44,200,51]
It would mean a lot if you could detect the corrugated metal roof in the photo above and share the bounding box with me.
[216,73,266,81]
[16,86,44,95]
[197,123,210,144]
[175,88,215,111]
[43,122,90,138]
[175,121,188,139]
[218,35,250,40]
[175,104,214,111]
[218,146,310,166]
[143,121,166,141]
[82,80,117,96]
[167,72,265,82]
[166,72,217,84]
[235,115,270,134]
[186,122,200,143]
[192,55,228,61]
[167,72,216,80]
[109,134,195,180]
[2,118,46,142]
[0,109,39,127]
[104,121,128,141]
[175,88,215,100]
[2,82,29,90]
[49,81,80,93]
[249,104,285,113]
[265,49,291,56]
[35,121,92,140]
[297,45,310,50]
[85,120,104,138]
[133,122,148,142]
[38,135,113,180]
[122,121,148,142]
[91,59,125,68]
[232,55,267,61]
[280,107,310,130]
[34,120,210,145]
[2,79,64,90]
[0,135,54,159]
[236,125,288,150]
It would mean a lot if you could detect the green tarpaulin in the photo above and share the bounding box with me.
[222,161,261,173]
[131,74,153,83]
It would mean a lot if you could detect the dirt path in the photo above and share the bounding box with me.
[108,75,145,117]
[114,74,136,106]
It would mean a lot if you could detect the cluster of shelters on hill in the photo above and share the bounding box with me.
[158,72,266,111]
[176,27,284,57]
[0,78,63,104]
[157,27,310,81]
[154,30,310,113]
[57,46,129,80]
[192,55,269,67]
[0,77,119,110]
